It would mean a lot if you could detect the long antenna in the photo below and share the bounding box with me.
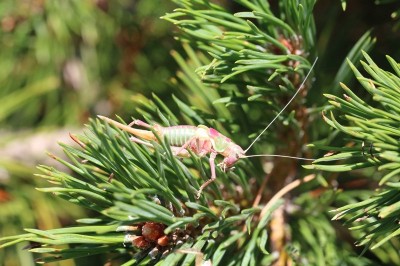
[244,57,318,153]
[243,154,315,161]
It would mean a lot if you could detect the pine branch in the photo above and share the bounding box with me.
[1,116,267,264]
[3,1,398,265]
[308,52,400,250]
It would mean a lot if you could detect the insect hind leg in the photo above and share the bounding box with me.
[130,136,153,148]
[129,119,152,128]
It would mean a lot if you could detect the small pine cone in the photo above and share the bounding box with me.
[157,235,169,247]
[142,222,165,242]
[132,236,151,249]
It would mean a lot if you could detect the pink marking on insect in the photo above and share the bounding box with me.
[99,58,318,198]
[209,128,223,138]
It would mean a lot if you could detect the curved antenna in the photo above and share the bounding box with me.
[243,154,315,161]
[244,57,318,153]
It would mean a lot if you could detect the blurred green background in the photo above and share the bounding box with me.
[0,1,178,265]
[0,0,399,265]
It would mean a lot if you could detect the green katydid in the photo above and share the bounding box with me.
[99,58,318,198]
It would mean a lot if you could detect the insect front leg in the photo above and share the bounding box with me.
[196,152,217,198]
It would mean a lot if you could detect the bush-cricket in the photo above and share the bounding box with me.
[99,58,318,198]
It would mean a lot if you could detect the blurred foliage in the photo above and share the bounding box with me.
[0,0,177,265]
[0,163,85,266]
[1,0,400,265]
[0,0,177,128]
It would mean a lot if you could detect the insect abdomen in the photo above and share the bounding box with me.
[163,126,197,146]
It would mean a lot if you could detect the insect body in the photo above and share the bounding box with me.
[100,58,318,198]
[98,116,245,198]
